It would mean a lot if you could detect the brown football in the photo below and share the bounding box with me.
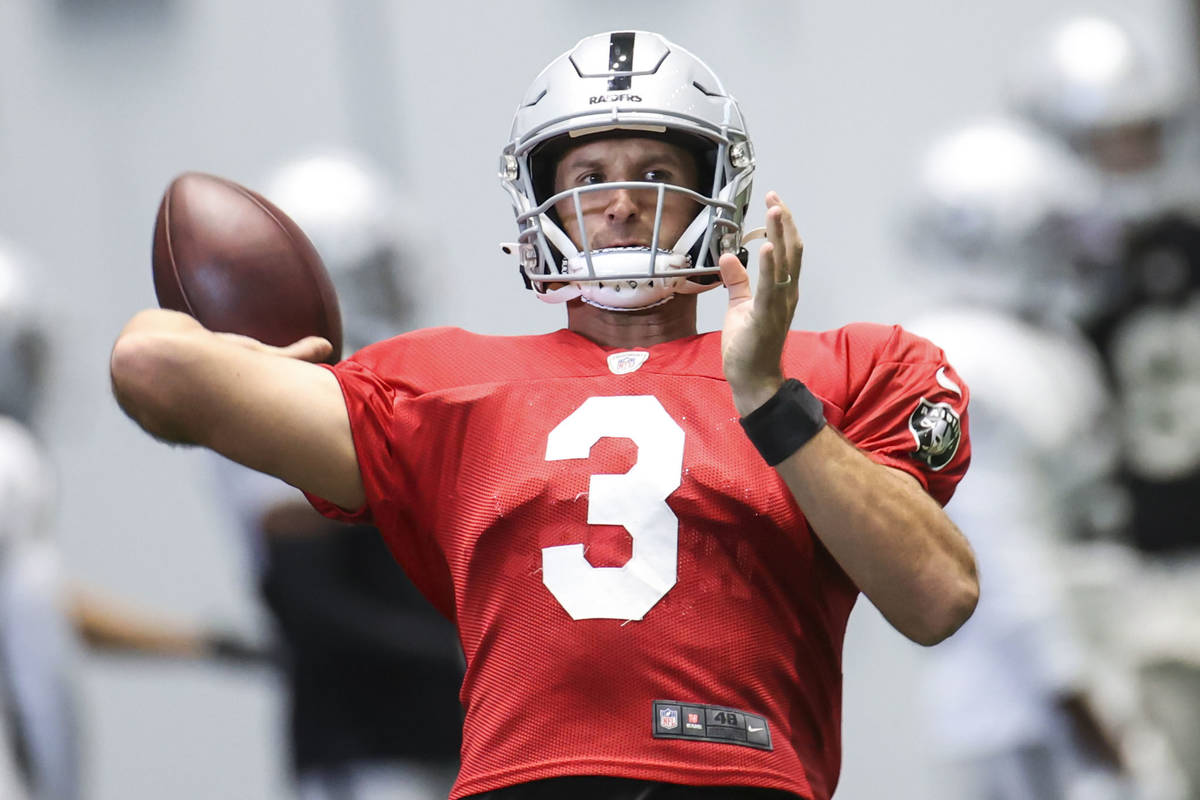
[152,171,343,362]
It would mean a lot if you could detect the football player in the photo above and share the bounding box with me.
[111,32,978,800]
[0,243,79,800]
[1010,15,1200,796]
[903,117,1156,800]
[1007,13,1194,221]
[212,152,463,800]
[0,243,270,800]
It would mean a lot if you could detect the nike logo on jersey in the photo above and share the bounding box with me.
[747,725,764,733]
[935,366,962,397]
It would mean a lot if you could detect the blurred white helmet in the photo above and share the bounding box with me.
[905,117,1115,321]
[0,245,47,425]
[264,152,411,355]
[499,30,756,310]
[1009,15,1200,232]
[1009,15,1183,139]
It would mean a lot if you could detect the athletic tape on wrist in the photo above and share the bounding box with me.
[738,379,827,466]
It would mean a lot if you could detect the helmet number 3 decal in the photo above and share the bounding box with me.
[543,396,684,620]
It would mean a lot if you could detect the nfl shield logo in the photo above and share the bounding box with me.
[659,707,679,730]
[607,350,650,375]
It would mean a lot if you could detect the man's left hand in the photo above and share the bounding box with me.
[719,191,804,415]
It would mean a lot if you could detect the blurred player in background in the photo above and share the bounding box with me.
[112,32,979,800]
[213,152,463,800]
[1009,14,1200,797]
[0,244,77,800]
[0,242,270,800]
[901,117,1174,800]
[1009,13,1198,225]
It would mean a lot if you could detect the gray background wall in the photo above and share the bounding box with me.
[0,1,1188,798]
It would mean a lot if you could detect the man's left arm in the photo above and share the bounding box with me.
[719,192,978,646]
[768,428,976,645]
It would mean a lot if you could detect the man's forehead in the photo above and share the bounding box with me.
[557,133,691,166]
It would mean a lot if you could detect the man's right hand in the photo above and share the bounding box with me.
[215,331,334,363]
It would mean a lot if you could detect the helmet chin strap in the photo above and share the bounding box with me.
[549,200,700,309]
[564,248,690,310]
[530,216,584,303]
[506,208,768,307]
[579,293,677,312]
[671,209,710,260]
[542,214,580,262]
[516,202,752,307]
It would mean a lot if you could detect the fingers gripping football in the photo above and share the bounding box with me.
[152,172,343,362]
[213,332,334,363]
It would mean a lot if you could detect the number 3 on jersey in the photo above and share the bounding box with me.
[543,395,684,620]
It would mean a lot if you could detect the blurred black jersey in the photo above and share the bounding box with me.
[1084,212,1200,553]
[260,523,464,771]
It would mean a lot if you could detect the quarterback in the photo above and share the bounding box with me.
[111,32,978,800]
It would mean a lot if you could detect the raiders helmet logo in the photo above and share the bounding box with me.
[908,398,962,471]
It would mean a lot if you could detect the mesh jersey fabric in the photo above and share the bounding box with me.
[307,324,970,800]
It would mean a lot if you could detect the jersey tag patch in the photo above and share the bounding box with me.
[607,350,650,375]
[652,700,772,750]
[908,397,962,471]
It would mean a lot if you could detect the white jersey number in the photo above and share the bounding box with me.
[543,396,684,620]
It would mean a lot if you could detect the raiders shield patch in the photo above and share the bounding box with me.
[908,398,962,471]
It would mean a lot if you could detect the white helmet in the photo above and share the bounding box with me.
[500,31,755,310]
[0,244,47,425]
[1008,15,1183,145]
[263,152,411,355]
[905,118,1114,321]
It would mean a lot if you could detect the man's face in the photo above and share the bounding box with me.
[553,135,702,251]
[1080,120,1164,174]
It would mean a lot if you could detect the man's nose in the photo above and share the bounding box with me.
[604,188,641,224]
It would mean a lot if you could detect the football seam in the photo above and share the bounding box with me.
[163,185,199,318]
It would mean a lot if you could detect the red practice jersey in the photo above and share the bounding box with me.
[308,324,970,800]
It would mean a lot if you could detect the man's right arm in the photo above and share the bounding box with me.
[109,309,365,511]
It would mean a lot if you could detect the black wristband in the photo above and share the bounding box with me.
[738,379,827,466]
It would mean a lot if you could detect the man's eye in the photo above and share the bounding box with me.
[578,173,604,185]
[644,170,671,183]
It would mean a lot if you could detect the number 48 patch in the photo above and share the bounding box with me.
[652,700,772,750]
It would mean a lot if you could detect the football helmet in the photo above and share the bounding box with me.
[0,245,47,425]
[1007,15,1184,169]
[500,31,756,310]
[905,117,1113,321]
[263,152,411,355]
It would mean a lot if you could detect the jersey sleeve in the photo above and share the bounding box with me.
[303,357,456,618]
[838,325,971,506]
[305,358,411,523]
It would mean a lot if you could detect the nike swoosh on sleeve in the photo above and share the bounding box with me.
[935,366,963,397]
